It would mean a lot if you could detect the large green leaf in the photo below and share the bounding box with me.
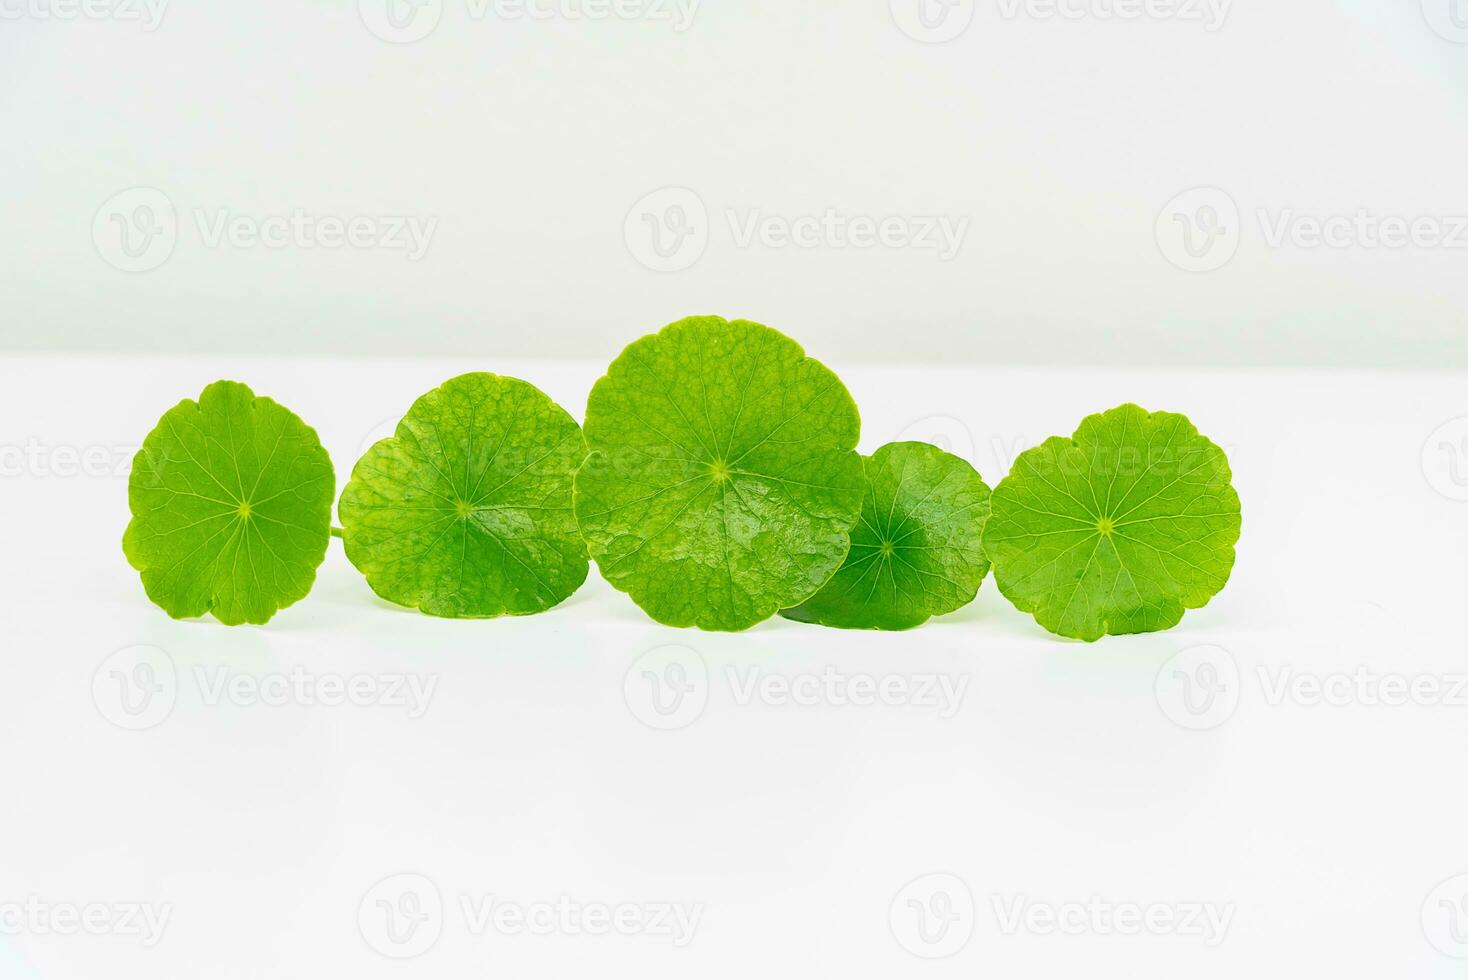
[123,380,335,625]
[574,316,865,631]
[339,373,588,618]
[982,404,1241,642]
[782,442,991,630]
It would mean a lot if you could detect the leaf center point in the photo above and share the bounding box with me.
[879,541,895,558]
[455,500,474,519]
[237,501,252,520]
[708,460,732,483]
[1096,516,1115,536]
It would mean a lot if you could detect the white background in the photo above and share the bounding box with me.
[4,355,1468,977]
[5,1,1468,977]
[1,0,1467,365]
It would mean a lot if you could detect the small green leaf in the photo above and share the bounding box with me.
[123,380,335,626]
[781,442,992,630]
[574,315,865,631]
[982,404,1241,642]
[339,373,589,618]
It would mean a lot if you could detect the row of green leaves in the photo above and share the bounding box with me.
[123,316,1241,640]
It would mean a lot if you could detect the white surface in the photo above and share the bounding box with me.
[4,3,1468,366]
[4,353,1468,978]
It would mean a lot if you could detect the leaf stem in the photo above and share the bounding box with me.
[330,526,344,539]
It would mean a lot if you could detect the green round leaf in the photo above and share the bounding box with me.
[574,316,865,631]
[982,404,1241,642]
[781,442,992,631]
[123,380,335,626]
[339,373,589,618]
